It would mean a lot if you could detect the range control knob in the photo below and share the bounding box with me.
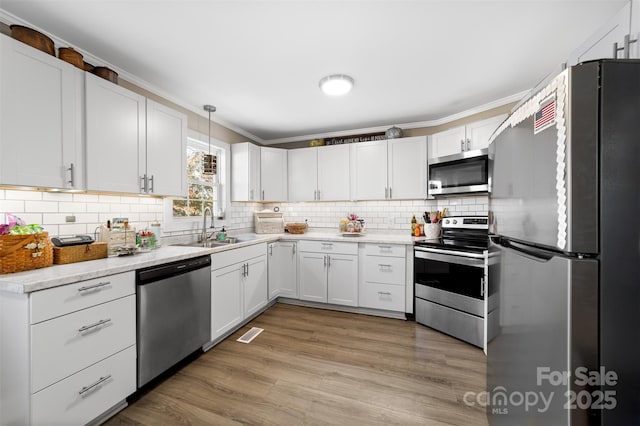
[444,219,450,225]
[452,219,458,225]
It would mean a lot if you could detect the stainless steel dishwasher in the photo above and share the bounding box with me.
[136,255,211,388]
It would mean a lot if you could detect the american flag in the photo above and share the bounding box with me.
[534,99,556,133]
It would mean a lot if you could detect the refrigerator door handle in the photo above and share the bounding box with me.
[496,239,555,262]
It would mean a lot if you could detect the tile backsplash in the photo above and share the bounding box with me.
[266,196,488,231]
[0,188,487,238]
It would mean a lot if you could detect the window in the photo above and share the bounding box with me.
[163,132,229,232]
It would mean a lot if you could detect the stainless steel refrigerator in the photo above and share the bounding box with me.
[487,60,640,426]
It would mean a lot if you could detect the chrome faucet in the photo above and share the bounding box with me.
[201,206,215,242]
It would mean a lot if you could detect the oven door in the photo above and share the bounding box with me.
[414,247,485,316]
[428,149,488,196]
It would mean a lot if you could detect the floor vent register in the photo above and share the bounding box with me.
[237,327,264,344]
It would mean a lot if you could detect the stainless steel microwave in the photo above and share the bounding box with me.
[428,149,489,196]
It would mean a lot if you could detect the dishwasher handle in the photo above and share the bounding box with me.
[137,255,211,285]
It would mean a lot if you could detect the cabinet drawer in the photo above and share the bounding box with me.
[30,272,135,324]
[363,256,406,286]
[362,243,406,258]
[359,282,405,312]
[31,345,136,426]
[212,243,266,271]
[298,240,358,255]
[31,295,136,393]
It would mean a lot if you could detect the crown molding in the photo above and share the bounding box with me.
[261,90,529,145]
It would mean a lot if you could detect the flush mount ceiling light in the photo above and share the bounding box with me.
[319,74,354,96]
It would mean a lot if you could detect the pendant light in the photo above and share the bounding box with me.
[203,104,217,176]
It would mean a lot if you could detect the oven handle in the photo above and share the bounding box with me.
[414,247,485,267]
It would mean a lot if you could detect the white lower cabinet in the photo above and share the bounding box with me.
[298,241,358,307]
[359,243,406,312]
[268,242,298,299]
[244,256,268,318]
[211,243,268,342]
[211,263,244,341]
[0,272,136,425]
[31,345,136,425]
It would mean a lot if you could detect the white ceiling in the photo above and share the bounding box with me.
[0,0,628,144]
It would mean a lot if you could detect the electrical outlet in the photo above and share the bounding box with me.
[65,215,76,223]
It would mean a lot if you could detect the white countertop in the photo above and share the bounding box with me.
[0,231,423,294]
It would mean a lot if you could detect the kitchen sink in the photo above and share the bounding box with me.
[172,236,258,249]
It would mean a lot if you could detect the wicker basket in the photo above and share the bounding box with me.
[286,223,308,234]
[0,232,53,274]
[53,242,108,265]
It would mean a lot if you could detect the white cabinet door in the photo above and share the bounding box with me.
[260,147,287,201]
[145,99,187,197]
[466,115,506,151]
[211,263,244,341]
[351,140,388,200]
[298,252,327,303]
[317,144,350,201]
[288,148,318,201]
[86,73,145,193]
[231,142,261,201]
[244,255,268,318]
[567,2,634,64]
[268,242,298,299]
[327,254,358,307]
[387,136,427,199]
[0,35,82,189]
[430,125,466,159]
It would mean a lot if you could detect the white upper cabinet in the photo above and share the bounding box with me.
[231,142,261,201]
[86,73,146,194]
[387,136,428,200]
[0,35,83,190]
[351,140,388,200]
[145,99,187,197]
[430,115,506,159]
[567,2,637,63]
[87,78,186,196]
[288,147,318,201]
[317,144,350,201]
[352,137,428,200]
[260,147,287,201]
[288,145,350,202]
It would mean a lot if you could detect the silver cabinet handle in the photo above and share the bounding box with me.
[242,263,247,277]
[384,187,388,199]
[317,189,320,200]
[460,140,465,151]
[466,138,471,151]
[67,163,75,187]
[78,318,111,333]
[378,264,392,269]
[389,187,392,199]
[140,175,147,193]
[79,375,112,396]
[378,245,392,250]
[323,255,327,267]
[246,263,249,277]
[314,190,318,200]
[378,291,392,296]
[292,243,296,256]
[327,255,331,268]
[613,34,638,59]
[269,244,273,256]
[148,175,154,193]
[321,242,333,246]
[77,281,111,293]
[250,189,254,200]
[262,189,265,201]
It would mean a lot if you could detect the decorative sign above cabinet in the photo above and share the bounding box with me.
[325,131,386,145]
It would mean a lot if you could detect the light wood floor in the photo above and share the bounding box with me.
[106,303,488,425]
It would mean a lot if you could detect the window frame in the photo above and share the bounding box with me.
[162,129,230,233]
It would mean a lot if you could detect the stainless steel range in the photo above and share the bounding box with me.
[414,216,491,348]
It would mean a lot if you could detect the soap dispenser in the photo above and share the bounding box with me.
[218,226,227,241]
